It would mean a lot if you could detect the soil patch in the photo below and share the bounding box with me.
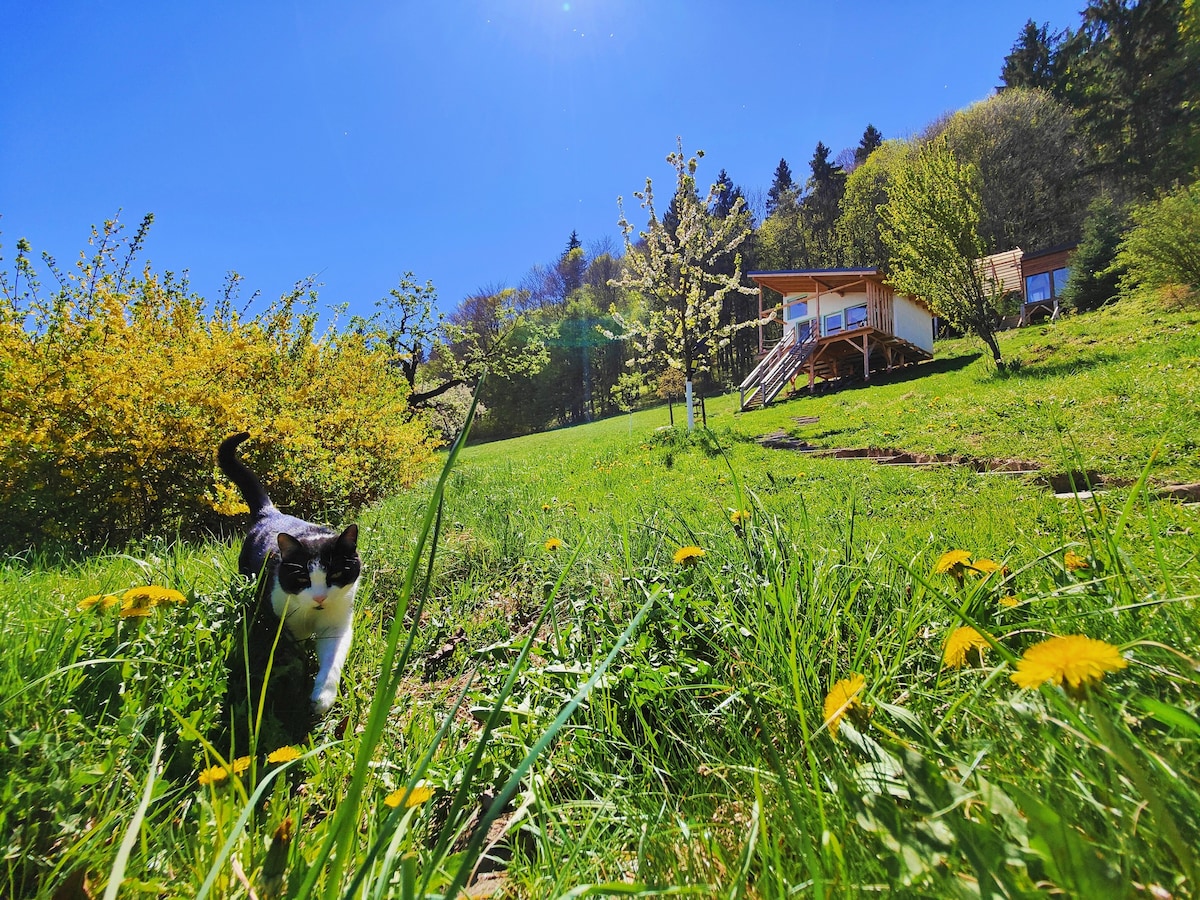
[755,428,1133,493]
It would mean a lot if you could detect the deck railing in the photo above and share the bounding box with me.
[739,327,819,410]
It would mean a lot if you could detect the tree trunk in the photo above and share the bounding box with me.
[981,328,1004,369]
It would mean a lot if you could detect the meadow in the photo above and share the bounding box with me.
[2,293,1199,898]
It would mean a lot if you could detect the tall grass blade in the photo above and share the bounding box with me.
[103,733,164,900]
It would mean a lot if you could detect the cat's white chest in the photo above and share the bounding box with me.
[271,581,356,639]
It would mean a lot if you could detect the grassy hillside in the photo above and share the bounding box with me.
[3,295,1199,897]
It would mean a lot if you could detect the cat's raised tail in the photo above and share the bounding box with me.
[217,432,274,518]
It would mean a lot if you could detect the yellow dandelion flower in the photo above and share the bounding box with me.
[942,626,990,669]
[673,545,705,566]
[822,674,866,738]
[999,594,1020,608]
[934,550,972,574]
[730,509,751,525]
[198,765,229,787]
[78,593,121,612]
[122,585,185,607]
[544,537,563,551]
[119,602,153,618]
[542,503,551,512]
[1064,550,1089,571]
[267,746,302,764]
[970,558,1003,575]
[1011,634,1127,692]
[232,756,252,775]
[384,783,435,809]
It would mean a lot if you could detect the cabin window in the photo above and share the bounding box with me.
[845,304,868,329]
[1025,272,1052,303]
[1025,267,1072,303]
[784,298,809,321]
[823,310,843,335]
[1052,266,1070,296]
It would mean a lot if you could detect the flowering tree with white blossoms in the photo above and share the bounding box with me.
[609,139,757,429]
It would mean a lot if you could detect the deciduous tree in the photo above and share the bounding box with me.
[941,88,1088,253]
[610,139,756,429]
[835,139,911,269]
[881,138,1009,368]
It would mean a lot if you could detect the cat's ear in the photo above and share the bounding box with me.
[335,524,359,553]
[277,533,304,557]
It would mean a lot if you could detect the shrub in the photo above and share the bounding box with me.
[0,216,438,548]
[1115,179,1200,295]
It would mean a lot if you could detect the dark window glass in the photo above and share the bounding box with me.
[846,305,868,328]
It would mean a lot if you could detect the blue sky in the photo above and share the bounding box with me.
[2,2,1086,320]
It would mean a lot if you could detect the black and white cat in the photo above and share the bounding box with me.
[218,432,360,716]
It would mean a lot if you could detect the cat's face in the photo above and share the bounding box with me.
[274,525,361,609]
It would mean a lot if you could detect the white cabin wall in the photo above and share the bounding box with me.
[893,296,935,352]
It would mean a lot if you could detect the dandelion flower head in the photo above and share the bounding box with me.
[823,674,866,738]
[78,593,121,612]
[1011,634,1127,692]
[942,626,990,669]
[385,783,435,809]
[673,545,705,566]
[1064,550,1089,571]
[730,509,751,525]
[123,586,186,606]
[934,550,972,574]
[544,537,563,551]
[970,558,1004,575]
[267,746,302,764]
[199,765,229,787]
[999,594,1020,608]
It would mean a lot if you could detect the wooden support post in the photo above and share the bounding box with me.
[862,335,870,381]
[758,285,765,354]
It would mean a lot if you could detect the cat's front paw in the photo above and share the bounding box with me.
[311,687,337,717]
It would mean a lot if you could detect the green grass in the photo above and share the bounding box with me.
[2,294,1199,897]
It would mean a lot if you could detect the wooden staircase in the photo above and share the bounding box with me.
[738,328,819,411]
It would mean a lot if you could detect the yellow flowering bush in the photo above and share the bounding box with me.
[0,217,439,546]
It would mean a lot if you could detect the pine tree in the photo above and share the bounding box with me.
[803,141,847,266]
[559,231,586,297]
[853,124,884,168]
[711,169,747,220]
[766,158,797,216]
[998,19,1061,91]
[1058,0,1200,194]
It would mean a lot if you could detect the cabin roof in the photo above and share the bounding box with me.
[747,268,882,294]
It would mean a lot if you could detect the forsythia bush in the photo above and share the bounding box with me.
[0,216,439,547]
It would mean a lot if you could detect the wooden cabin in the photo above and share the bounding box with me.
[739,269,934,410]
[979,243,1076,325]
